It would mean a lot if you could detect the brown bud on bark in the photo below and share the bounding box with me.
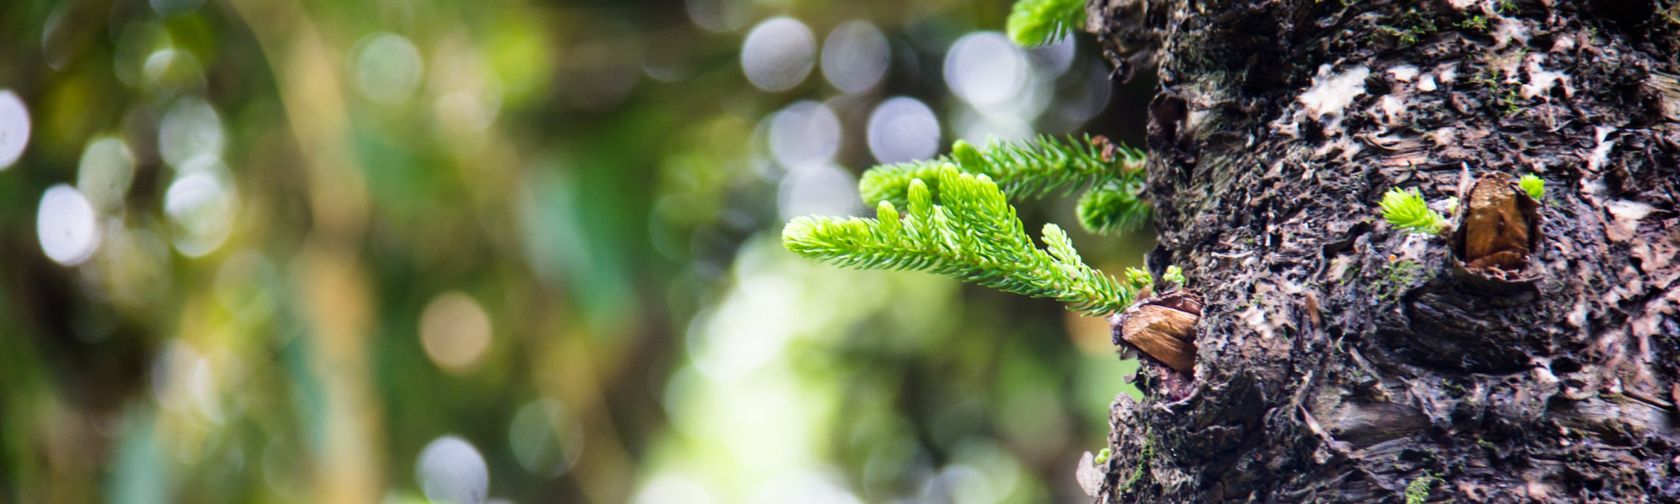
[1452,173,1541,280]
[1110,291,1202,372]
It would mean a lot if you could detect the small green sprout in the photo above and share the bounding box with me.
[1374,8,1438,47]
[1124,267,1154,292]
[1380,188,1447,235]
[1405,472,1440,504]
[1455,14,1489,32]
[1518,174,1545,201]
[1093,447,1112,465]
[1377,259,1421,302]
[1162,265,1185,285]
[1006,0,1086,46]
[1472,65,1525,116]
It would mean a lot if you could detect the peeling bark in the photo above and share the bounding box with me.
[1089,0,1680,501]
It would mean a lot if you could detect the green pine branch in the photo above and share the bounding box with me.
[1007,0,1087,46]
[861,135,1142,206]
[1077,177,1151,234]
[783,165,1141,316]
[859,135,1149,234]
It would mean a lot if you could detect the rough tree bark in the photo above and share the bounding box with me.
[1087,0,1680,501]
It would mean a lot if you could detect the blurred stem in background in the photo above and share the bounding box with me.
[224,0,380,501]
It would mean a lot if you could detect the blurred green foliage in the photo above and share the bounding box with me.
[0,0,1154,502]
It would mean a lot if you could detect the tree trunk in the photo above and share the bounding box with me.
[1087,0,1680,501]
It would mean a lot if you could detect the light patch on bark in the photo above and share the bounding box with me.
[1551,32,1577,52]
[1632,298,1673,340]
[1418,74,1438,92]
[1429,195,1459,216]
[1588,126,1617,172]
[1491,52,1524,84]
[1239,304,1275,340]
[1428,127,1457,146]
[1492,16,1530,50]
[1532,363,1560,389]
[1521,55,1572,99]
[1436,63,1459,84]
[1605,200,1655,242]
[1313,136,1363,160]
[1397,231,1434,260]
[1568,299,1590,328]
[1643,72,1680,121]
[1387,65,1419,82]
[1327,255,1354,283]
[1377,95,1407,126]
[1272,120,1301,138]
[1299,64,1370,121]
[1629,236,1678,285]
[1526,478,1555,500]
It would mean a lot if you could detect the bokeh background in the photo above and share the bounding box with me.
[0,0,1157,502]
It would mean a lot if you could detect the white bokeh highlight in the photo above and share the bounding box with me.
[157,97,225,169]
[37,185,101,266]
[685,0,750,33]
[1026,35,1076,78]
[688,273,799,381]
[740,18,817,92]
[0,90,31,170]
[416,436,490,504]
[821,21,890,94]
[1049,62,1115,127]
[350,33,425,105]
[943,32,1028,108]
[164,159,237,257]
[767,101,841,168]
[777,163,861,232]
[866,97,940,164]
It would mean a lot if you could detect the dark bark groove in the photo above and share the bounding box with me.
[1089,0,1680,501]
